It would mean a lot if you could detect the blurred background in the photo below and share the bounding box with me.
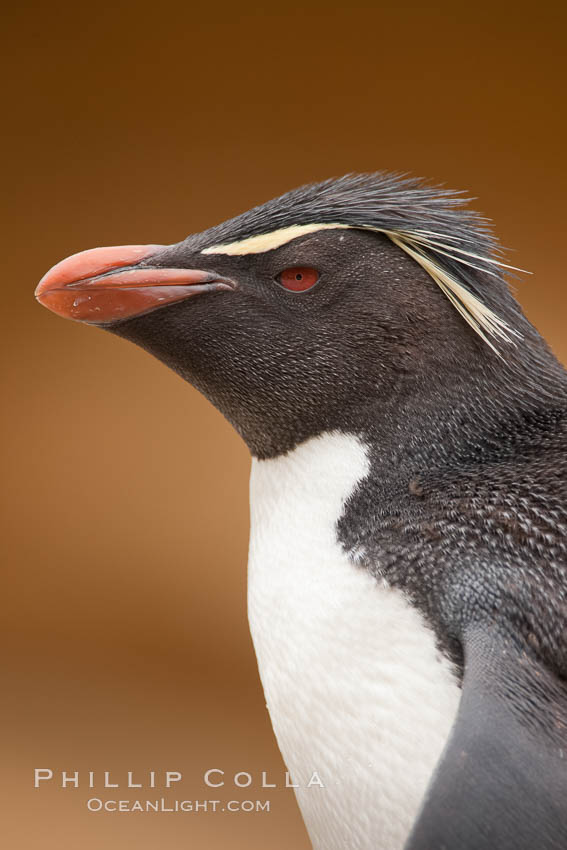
[2,1,566,847]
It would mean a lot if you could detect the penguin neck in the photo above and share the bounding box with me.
[251,342,566,498]
[243,326,566,465]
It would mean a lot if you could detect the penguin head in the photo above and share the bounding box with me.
[35,174,527,458]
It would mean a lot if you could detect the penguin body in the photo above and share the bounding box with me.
[35,174,567,849]
[249,433,460,849]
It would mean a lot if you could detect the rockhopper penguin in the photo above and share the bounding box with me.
[35,174,567,850]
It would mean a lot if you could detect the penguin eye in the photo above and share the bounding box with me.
[276,267,320,292]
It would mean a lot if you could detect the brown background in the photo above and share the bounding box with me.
[3,1,566,847]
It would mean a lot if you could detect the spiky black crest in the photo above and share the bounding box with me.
[196,173,504,271]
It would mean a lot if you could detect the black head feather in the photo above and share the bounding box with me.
[190,172,508,292]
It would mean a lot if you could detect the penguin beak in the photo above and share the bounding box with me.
[35,244,236,325]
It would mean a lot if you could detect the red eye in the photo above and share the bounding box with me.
[277,267,320,292]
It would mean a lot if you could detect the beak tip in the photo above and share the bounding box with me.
[34,275,51,301]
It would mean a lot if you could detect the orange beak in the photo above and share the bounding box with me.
[35,244,235,324]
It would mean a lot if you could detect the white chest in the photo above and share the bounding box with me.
[247,433,460,850]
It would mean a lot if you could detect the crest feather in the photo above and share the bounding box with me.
[384,231,521,356]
